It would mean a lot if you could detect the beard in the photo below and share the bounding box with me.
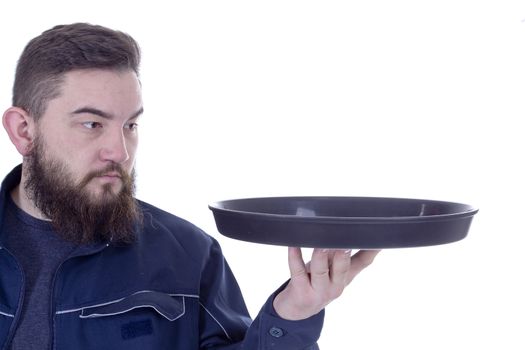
[23,136,142,245]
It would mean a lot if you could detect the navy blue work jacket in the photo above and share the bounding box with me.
[0,166,323,349]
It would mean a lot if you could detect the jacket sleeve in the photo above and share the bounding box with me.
[198,239,324,349]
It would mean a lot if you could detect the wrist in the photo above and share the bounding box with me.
[273,289,316,321]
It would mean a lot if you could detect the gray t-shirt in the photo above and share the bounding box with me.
[4,195,76,350]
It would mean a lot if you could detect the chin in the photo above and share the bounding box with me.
[89,184,122,203]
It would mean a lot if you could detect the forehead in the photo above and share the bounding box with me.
[50,69,142,116]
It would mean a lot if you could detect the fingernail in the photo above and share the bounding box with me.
[322,249,329,253]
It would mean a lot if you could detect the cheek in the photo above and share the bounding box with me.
[44,135,99,177]
[40,124,80,157]
[125,138,139,166]
[36,133,71,165]
[58,139,97,166]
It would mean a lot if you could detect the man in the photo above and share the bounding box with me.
[0,23,380,349]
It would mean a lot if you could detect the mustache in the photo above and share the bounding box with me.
[78,163,130,188]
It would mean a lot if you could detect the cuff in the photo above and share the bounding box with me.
[259,281,325,349]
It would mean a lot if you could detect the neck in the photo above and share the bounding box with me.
[10,169,50,221]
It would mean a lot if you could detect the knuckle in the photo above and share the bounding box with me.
[312,269,330,277]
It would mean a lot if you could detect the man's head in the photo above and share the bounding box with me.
[3,23,144,244]
[13,23,141,120]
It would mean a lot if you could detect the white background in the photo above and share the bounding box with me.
[1,1,524,348]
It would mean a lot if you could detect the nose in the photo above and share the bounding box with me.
[99,128,130,164]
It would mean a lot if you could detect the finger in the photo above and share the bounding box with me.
[310,248,331,290]
[327,249,337,265]
[331,249,352,287]
[347,249,381,284]
[305,261,311,274]
[288,247,309,283]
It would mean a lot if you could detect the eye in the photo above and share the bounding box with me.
[125,122,139,131]
[82,121,103,129]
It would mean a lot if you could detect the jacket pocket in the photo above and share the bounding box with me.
[79,291,185,321]
[55,291,197,350]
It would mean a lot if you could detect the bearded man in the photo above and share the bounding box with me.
[0,23,379,349]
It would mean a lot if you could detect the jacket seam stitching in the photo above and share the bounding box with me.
[199,302,232,341]
[55,292,198,315]
[79,296,186,321]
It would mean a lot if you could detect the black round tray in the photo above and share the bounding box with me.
[209,196,478,249]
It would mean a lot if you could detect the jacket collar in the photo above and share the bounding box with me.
[0,164,23,240]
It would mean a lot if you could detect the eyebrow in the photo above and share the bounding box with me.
[71,106,144,120]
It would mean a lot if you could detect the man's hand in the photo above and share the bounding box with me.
[273,247,380,320]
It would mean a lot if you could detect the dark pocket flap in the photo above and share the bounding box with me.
[80,291,184,321]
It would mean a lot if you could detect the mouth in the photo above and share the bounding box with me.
[94,172,123,185]
[99,172,121,178]
[79,167,127,190]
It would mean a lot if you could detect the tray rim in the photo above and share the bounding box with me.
[208,196,479,223]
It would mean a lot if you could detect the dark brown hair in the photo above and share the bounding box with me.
[12,23,141,120]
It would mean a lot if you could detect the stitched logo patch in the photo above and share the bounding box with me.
[121,319,153,340]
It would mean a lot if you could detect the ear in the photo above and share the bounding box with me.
[2,107,37,156]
